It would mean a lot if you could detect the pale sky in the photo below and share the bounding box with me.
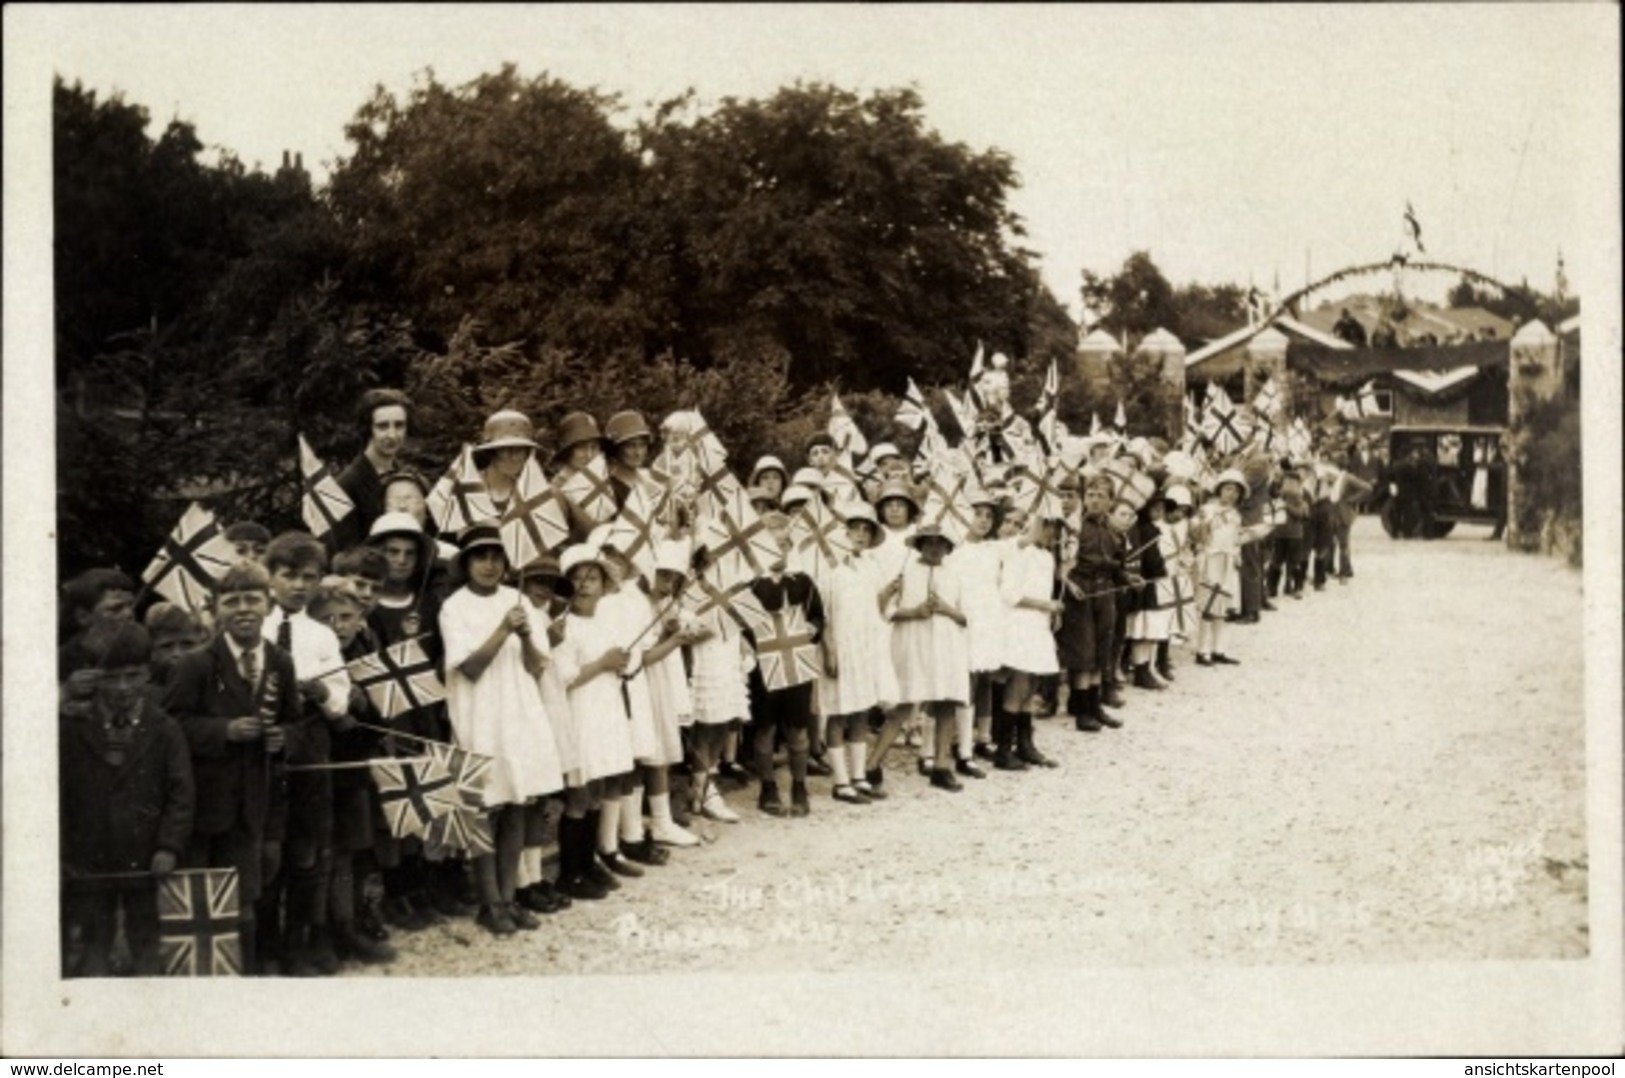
[10,4,1620,314]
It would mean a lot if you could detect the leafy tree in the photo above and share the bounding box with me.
[327,65,649,354]
[1079,250,1178,347]
[637,83,1046,390]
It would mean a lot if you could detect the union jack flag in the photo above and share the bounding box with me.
[427,444,498,535]
[347,638,446,720]
[828,392,869,459]
[1202,386,1254,455]
[751,606,824,692]
[371,755,462,840]
[895,377,931,432]
[606,481,670,582]
[681,575,771,636]
[298,434,354,539]
[787,496,848,580]
[497,457,571,567]
[556,455,619,529]
[157,868,242,977]
[656,409,728,475]
[141,502,239,612]
[689,457,748,523]
[919,472,976,546]
[700,501,780,589]
[941,387,978,442]
[1157,575,1196,636]
[1253,377,1283,420]
[421,741,495,857]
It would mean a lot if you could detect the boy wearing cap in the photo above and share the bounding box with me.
[224,521,272,566]
[334,389,414,553]
[164,562,302,975]
[60,624,194,976]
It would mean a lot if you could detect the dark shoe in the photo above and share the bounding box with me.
[806,754,834,778]
[832,785,868,805]
[621,837,670,866]
[789,782,811,817]
[1094,711,1122,729]
[954,757,987,779]
[973,741,995,761]
[1194,654,1213,667]
[1212,653,1242,665]
[538,881,571,912]
[382,895,436,933]
[600,851,644,878]
[1290,591,1303,600]
[476,904,517,937]
[356,902,390,942]
[427,887,476,919]
[1101,684,1126,709]
[993,746,1028,769]
[916,757,933,777]
[562,873,610,901]
[506,903,541,931]
[1132,664,1166,691]
[758,781,788,817]
[856,771,889,799]
[1075,716,1102,732]
[929,768,963,792]
[407,892,447,926]
[517,884,563,915]
[585,859,622,891]
[717,760,752,786]
[1155,663,1177,682]
[1262,600,1278,612]
[334,924,395,966]
[1016,716,1060,767]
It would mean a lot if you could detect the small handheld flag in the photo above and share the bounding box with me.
[298,434,355,539]
[751,607,824,692]
[829,392,869,459]
[371,755,461,841]
[141,503,239,612]
[157,868,242,977]
[427,445,497,535]
[500,458,571,567]
[347,638,447,719]
[895,378,931,432]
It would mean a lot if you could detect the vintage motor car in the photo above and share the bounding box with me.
[1380,424,1508,539]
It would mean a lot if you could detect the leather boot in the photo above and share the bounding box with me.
[1074,687,1102,732]
[789,781,811,818]
[1101,680,1127,709]
[758,780,788,817]
[992,708,1025,770]
[1016,714,1059,768]
[1132,663,1166,691]
[1087,685,1119,729]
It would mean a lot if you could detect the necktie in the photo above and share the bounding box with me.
[276,615,293,655]
[241,646,259,690]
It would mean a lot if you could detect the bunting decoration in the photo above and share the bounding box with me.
[347,638,447,720]
[750,606,824,692]
[371,756,461,841]
[500,458,571,567]
[1404,201,1425,255]
[140,502,240,612]
[828,392,869,459]
[157,868,242,977]
[298,434,354,539]
[427,444,497,535]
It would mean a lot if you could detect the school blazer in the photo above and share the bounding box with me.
[59,707,195,875]
[163,635,303,838]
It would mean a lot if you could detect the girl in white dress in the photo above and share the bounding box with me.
[1192,469,1247,666]
[946,487,1003,770]
[996,508,1064,771]
[553,545,642,897]
[684,559,750,824]
[439,526,565,938]
[817,502,898,804]
[886,524,971,792]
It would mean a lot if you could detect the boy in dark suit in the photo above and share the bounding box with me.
[60,624,194,976]
[163,563,303,975]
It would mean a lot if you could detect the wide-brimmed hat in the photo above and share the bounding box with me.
[790,466,826,489]
[906,522,956,552]
[366,511,436,566]
[1162,484,1195,510]
[604,410,653,446]
[559,543,609,581]
[379,467,433,498]
[1208,468,1250,496]
[749,456,789,487]
[551,412,603,462]
[780,484,815,509]
[654,538,693,577]
[518,552,564,582]
[746,485,779,509]
[963,484,1000,510]
[872,477,921,517]
[456,524,506,566]
[475,410,540,454]
[838,501,883,547]
[866,443,903,468]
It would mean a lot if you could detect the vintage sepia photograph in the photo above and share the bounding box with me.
[4,3,1621,1059]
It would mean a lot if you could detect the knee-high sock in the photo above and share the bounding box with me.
[518,846,542,890]
[954,705,974,761]
[827,726,852,786]
[847,739,869,784]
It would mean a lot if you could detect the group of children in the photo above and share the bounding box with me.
[57,388,1373,976]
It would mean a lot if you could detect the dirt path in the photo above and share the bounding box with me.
[361,517,1588,977]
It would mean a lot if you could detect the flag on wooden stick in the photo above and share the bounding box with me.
[371,756,461,841]
[750,607,824,692]
[141,503,239,612]
[157,868,242,976]
[421,741,495,857]
[895,378,931,432]
[298,434,354,539]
